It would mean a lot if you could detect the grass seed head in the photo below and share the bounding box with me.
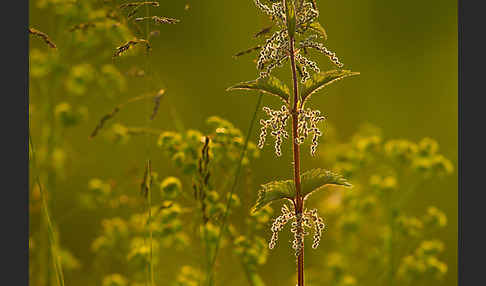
[29,27,57,49]
[113,39,151,58]
[134,16,180,25]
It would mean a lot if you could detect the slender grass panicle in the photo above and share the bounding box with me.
[140,159,152,198]
[135,16,180,25]
[68,22,96,32]
[193,136,212,224]
[234,45,262,58]
[119,1,160,9]
[150,89,165,121]
[254,25,274,38]
[29,27,57,49]
[120,1,160,18]
[90,91,164,138]
[113,39,151,58]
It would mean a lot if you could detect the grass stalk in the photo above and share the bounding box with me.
[206,93,264,285]
[30,131,65,286]
[40,46,63,285]
[37,178,66,286]
[386,193,395,286]
[242,264,265,286]
[148,174,155,286]
[143,3,155,286]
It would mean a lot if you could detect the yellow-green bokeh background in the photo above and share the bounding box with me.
[30,0,457,285]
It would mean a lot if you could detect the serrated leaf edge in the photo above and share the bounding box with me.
[226,76,290,103]
[251,180,294,214]
[302,70,360,103]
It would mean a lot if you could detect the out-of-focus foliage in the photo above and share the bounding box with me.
[29,1,179,285]
[29,0,457,286]
[78,113,267,285]
[309,124,453,286]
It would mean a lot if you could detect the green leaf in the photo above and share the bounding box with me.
[227,76,290,103]
[301,70,360,103]
[251,169,351,213]
[251,180,294,213]
[285,0,296,38]
[307,22,328,40]
[301,168,352,200]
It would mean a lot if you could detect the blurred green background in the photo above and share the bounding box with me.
[29,0,457,285]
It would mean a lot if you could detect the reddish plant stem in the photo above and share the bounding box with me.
[289,35,304,286]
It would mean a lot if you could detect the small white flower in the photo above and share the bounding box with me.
[252,1,342,79]
[299,38,344,68]
[296,108,327,156]
[258,105,290,156]
[269,203,327,256]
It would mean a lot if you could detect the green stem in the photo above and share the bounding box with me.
[143,3,154,286]
[142,98,153,285]
[148,180,154,286]
[387,195,395,286]
[206,93,264,286]
[242,264,265,286]
[39,49,62,286]
[30,130,65,286]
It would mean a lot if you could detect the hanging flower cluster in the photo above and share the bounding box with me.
[269,204,326,256]
[258,105,326,156]
[254,0,344,81]
[299,35,343,68]
[258,106,290,156]
[296,108,327,156]
[269,204,294,249]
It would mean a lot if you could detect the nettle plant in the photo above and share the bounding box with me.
[313,125,453,286]
[228,1,359,285]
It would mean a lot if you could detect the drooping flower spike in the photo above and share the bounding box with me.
[258,105,326,156]
[269,203,326,256]
[253,0,344,81]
